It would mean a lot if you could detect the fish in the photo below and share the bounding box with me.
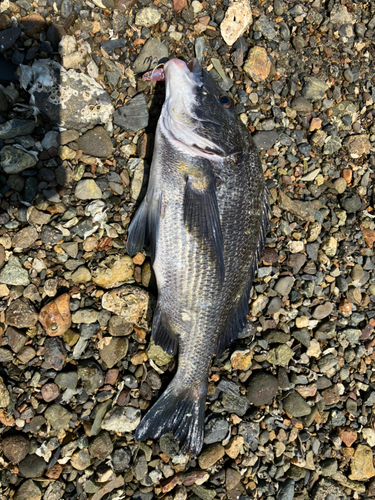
[126,58,268,455]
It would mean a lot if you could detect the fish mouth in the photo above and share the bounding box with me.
[158,59,225,159]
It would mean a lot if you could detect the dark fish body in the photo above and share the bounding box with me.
[127,59,267,455]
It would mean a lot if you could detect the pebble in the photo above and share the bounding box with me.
[6,298,38,328]
[204,417,229,445]
[41,383,60,402]
[344,135,371,158]
[1,145,37,174]
[14,480,41,500]
[243,47,271,82]
[101,406,141,432]
[220,0,252,46]
[253,131,278,150]
[12,226,38,249]
[78,359,104,394]
[135,7,161,27]
[302,77,328,101]
[71,266,92,283]
[18,454,47,478]
[133,38,169,74]
[39,293,71,337]
[0,119,35,139]
[75,179,102,200]
[89,431,114,460]
[113,94,149,134]
[102,286,154,329]
[44,404,72,430]
[92,255,133,288]
[274,276,294,296]
[76,127,113,158]
[99,336,129,368]
[2,434,30,463]
[349,445,375,481]
[312,302,333,320]
[282,391,311,417]
[247,372,278,406]
[198,444,225,469]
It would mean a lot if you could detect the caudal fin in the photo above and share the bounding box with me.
[134,378,207,456]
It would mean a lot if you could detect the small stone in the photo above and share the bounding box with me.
[92,255,134,289]
[14,480,41,500]
[173,0,186,12]
[41,383,60,402]
[2,434,29,464]
[323,137,342,155]
[349,445,375,481]
[76,127,113,158]
[0,119,35,139]
[43,337,67,371]
[0,256,29,287]
[18,455,47,478]
[39,293,71,337]
[6,299,38,329]
[321,385,340,405]
[312,478,347,500]
[89,431,114,460]
[99,337,129,368]
[225,435,244,459]
[302,77,328,101]
[247,372,278,406]
[78,359,104,394]
[283,391,311,417]
[274,276,294,296]
[71,449,91,470]
[113,94,149,133]
[204,418,229,445]
[198,443,225,469]
[0,145,37,174]
[102,285,155,329]
[11,227,38,249]
[102,406,141,432]
[0,27,21,52]
[220,0,252,46]
[253,131,278,150]
[333,177,347,194]
[243,47,271,82]
[291,96,312,114]
[75,179,102,200]
[40,226,63,245]
[230,349,252,370]
[313,302,333,320]
[72,309,99,324]
[340,192,362,213]
[276,478,295,500]
[133,38,169,74]
[338,428,357,447]
[267,345,294,367]
[71,266,92,283]
[135,7,161,27]
[344,135,371,158]
[44,404,72,430]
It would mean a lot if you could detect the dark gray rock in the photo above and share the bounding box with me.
[276,479,295,500]
[204,417,229,444]
[0,119,36,139]
[114,94,149,133]
[247,371,278,406]
[0,28,21,52]
[18,454,47,478]
[253,131,278,150]
[133,38,169,74]
[76,127,113,158]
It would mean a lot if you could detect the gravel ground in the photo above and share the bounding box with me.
[1,0,375,499]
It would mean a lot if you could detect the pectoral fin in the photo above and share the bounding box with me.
[183,172,224,282]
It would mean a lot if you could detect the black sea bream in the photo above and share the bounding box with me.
[126,58,268,455]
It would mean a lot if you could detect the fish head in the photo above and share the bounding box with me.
[161,58,245,160]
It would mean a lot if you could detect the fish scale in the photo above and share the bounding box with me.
[126,58,267,455]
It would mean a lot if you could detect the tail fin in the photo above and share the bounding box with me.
[134,377,207,456]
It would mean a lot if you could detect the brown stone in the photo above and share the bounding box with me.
[309,117,322,132]
[225,436,244,459]
[363,228,375,249]
[2,434,30,463]
[45,463,63,479]
[6,299,38,329]
[344,135,371,157]
[172,0,187,12]
[321,385,340,405]
[342,168,352,184]
[338,298,352,313]
[21,14,46,36]
[226,468,242,491]
[244,46,271,82]
[12,227,38,249]
[14,479,41,500]
[198,444,225,469]
[338,428,358,447]
[39,293,71,336]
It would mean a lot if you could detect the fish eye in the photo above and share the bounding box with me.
[219,94,233,109]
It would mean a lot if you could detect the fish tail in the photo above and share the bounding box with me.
[134,377,207,456]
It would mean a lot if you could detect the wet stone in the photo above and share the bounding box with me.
[7,327,27,353]
[18,454,47,478]
[0,119,35,139]
[78,359,104,394]
[114,94,149,133]
[41,383,60,402]
[0,145,37,174]
[2,434,30,464]
[247,371,278,406]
